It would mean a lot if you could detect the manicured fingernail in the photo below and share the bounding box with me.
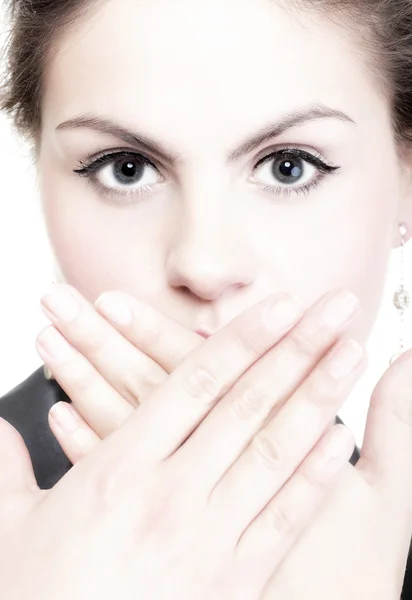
[49,402,79,433]
[41,287,79,322]
[95,293,132,325]
[262,294,304,331]
[36,327,73,361]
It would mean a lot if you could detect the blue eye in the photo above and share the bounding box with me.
[73,151,162,202]
[252,148,340,198]
[74,146,341,204]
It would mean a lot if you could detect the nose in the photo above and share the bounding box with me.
[166,214,255,301]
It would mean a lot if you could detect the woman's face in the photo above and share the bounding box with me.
[37,0,412,342]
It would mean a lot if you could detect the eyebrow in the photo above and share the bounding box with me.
[56,103,356,166]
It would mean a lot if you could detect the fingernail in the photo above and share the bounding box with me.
[262,294,304,331]
[36,327,73,361]
[49,402,79,433]
[318,289,360,329]
[41,287,79,322]
[95,293,132,325]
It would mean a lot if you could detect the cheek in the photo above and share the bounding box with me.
[41,182,166,302]
[255,177,396,345]
[325,168,398,343]
[39,153,397,346]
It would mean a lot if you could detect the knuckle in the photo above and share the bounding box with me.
[302,371,338,409]
[145,368,168,389]
[140,361,169,389]
[285,327,320,361]
[251,433,285,469]
[296,464,325,492]
[93,455,149,515]
[65,361,95,392]
[181,366,225,403]
[231,383,269,420]
[233,325,267,358]
[266,503,295,536]
[92,458,124,511]
[81,326,108,354]
[123,365,167,406]
[120,378,142,406]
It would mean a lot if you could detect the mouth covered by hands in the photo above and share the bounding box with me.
[0,285,371,600]
[36,284,359,462]
[33,284,412,598]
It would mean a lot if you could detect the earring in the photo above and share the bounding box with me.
[390,223,410,365]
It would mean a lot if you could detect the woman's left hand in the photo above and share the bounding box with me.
[261,348,412,599]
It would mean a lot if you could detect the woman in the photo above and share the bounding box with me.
[0,0,411,597]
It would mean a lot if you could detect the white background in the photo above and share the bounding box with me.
[0,5,410,447]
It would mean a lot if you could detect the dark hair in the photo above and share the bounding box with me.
[2,0,412,153]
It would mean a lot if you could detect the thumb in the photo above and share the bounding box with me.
[357,348,412,493]
[0,417,39,494]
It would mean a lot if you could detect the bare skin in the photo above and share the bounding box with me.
[20,0,412,596]
[38,0,412,348]
[34,283,412,598]
[1,291,377,599]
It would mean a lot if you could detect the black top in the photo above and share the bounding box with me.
[0,368,410,597]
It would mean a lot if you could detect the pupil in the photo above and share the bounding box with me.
[275,156,303,183]
[114,158,144,185]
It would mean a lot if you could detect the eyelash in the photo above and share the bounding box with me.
[73,147,341,202]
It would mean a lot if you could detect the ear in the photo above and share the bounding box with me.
[394,143,412,246]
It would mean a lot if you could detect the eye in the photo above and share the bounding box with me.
[252,148,340,198]
[73,151,163,202]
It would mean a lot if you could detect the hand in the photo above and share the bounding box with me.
[37,286,412,598]
[260,350,412,600]
[37,284,205,461]
[2,293,364,599]
[36,285,358,463]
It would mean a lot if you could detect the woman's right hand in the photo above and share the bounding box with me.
[1,291,366,599]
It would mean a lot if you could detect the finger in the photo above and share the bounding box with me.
[35,325,134,437]
[356,348,412,495]
[234,424,355,581]
[48,402,101,465]
[173,288,361,489]
[40,284,167,406]
[95,291,204,370]
[209,337,366,535]
[103,291,306,467]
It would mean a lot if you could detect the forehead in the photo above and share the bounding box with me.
[42,0,384,150]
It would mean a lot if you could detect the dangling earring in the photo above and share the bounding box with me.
[390,223,410,365]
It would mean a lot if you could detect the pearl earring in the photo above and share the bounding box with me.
[390,223,410,365]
